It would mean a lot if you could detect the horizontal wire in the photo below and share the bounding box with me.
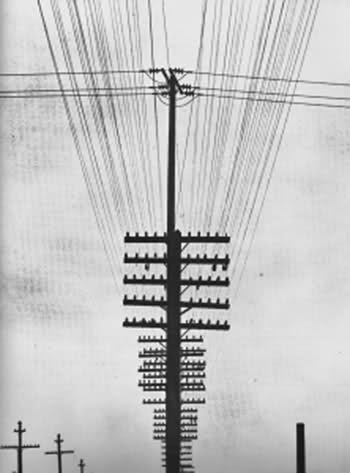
[187,70,350,88]
[0,86,153,94]
[0,92,156,99]
[4,86,344,104]
[1,69,348,89]
[0,68,146,77]
[196,92,350,109]
[198,86,350,102]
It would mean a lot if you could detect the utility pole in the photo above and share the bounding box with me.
[78,458,86,473]
[123,67,230,473]
[45,434,74,473]
[0,421,40,473]
[296,423,306,473]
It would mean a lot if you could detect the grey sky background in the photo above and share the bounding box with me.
[1,1,350,473]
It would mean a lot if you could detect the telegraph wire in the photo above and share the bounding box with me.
[230,0,305,289]
[215,0,265,238]
[81,0,135,234]
[69,0,132,234]
[37,0,121,289]
[86,0,141,231]
[93,0,143,230]
[229,0,299,281]
[3,87,346,105]
[113,0,147,230]
[162,0,171,68]
[133,0,158,230]
[188,71,350,88]
[125,0,154,231]
[195,92,350,110]
[217,0,288,279]
[219,0,276,233]
[197,0,226,230]
[0,92,157,99]
[232,0,296,244]
[2,68,348,89]
[193,0,220,228]
[54,0,128,278]
[29,0,339,299]
[0,86,154,94]
[203,0,236,231]
[192,0,220,226]
[228,0,313,289]
[204,0,250,233]
[51,0,124,272]
[233,0,320,296]
[110,0,149,233]
[227,0,281,277]
[188,0,210,230]
[147,0,164,228]
[177,0,208,230]
[0,69,145,77]
[198,86,350,102]
[228,0,305,283]
[109,0,137,173]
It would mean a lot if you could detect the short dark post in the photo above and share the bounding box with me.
[296,422,306,473]
[78,458,86,473]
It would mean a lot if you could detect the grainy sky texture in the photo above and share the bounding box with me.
[1,1,350,473]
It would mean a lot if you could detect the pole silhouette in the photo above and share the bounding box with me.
[123,67,230,473]
[0,421,40,473]
[78,458,86,473]
[296,423,306,473]
[165,69,181,473]
[45,434,74,473]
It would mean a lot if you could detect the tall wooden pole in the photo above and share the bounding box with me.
[122,68,231,473]
[167,72,176,236]
[166,72,181,473]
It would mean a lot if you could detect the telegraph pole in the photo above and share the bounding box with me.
[296,423,306,473]
[165,68,181,473]
[123,67,230,473]
[78,458,86,473]
[45,434,74,473]
[0,421,40,473]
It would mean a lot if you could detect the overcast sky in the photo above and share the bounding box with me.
[1,1,350,473]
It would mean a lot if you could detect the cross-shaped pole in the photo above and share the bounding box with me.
[78,458,86,473]
[0,421,40,473]
[45,434,74,473]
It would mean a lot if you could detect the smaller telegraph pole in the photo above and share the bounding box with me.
[78,458,86,473]
[296,423,306,473]
[0,421,40,473]
[45,434,74,473]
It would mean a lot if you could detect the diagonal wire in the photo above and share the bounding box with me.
[233,0,320,297]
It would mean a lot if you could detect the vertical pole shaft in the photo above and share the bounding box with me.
[17,427,23,473]
[57,437,62,473]
[79,459,85,473]
[166,72,181,473]
[167,73,176,236]
[296,423,306,473]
